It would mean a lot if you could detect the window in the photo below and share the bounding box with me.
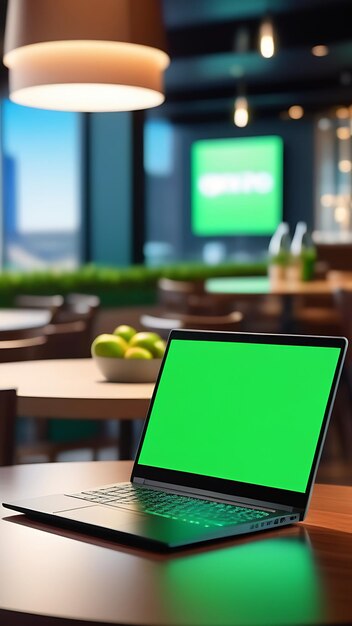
[1,99,84,269]
[315,117,352,240]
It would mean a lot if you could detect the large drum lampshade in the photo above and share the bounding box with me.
[3,0,170,112]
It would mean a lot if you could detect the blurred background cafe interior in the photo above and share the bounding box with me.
[0,0,351,483]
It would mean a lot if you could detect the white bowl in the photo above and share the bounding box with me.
[93,355,162,383]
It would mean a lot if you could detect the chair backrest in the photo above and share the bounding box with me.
[44,320,89,358]
[157,278,230,315]
[0,335,47,363]
[179,310,243,330]
[316,242,352,271]
[157,278,204,312]
[65,293,100,313]
[15,294,65,322]
[331,287,352,370]
[333,287,352,339]
[43,294,100,358]
[0,388,16,466]
[141,310,243,338]
[64,293,100,340]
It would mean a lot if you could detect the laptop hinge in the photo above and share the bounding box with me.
[133,478,295,513]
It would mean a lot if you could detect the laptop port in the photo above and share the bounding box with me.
[280,517,286,523]
[274,519,279,525]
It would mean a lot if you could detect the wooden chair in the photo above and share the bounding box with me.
[0,318,48,362]
[323,286,352,460]
[157,278,282,332]
[333,287,352,360]
[43,294,100,359]
[141,310,243,338]
[292,301,341,336]
[291,273,342,335]
[44,320,91,359]
[0,389,16,466]
[157,278,231,315]
[316,242,352,271]
[15,293,100,358]
[0,335,47,363]
[24,294,103,460]
[65,293,100,313]
[15,294,65,322]
[0,335,48,463]
[288,268,352,336]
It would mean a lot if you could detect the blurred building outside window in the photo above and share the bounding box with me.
[1,99,83,270]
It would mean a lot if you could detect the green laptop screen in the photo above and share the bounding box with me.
[138,339,340,493]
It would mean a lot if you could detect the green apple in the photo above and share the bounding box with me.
[91,334,128,358]
[113,324,137,343]
[129,332,161,357]
[125,347,153,360]
[153,339,166,358]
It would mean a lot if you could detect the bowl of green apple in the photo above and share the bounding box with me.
[91,325,166,383]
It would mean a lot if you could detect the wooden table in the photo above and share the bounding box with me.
[205,275,343,296]
[0,309,51,334]
[0,462,351,626]
[205,276,342,332]
[0,359,154,459]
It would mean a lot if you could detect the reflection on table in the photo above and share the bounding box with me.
[0,461,351,626]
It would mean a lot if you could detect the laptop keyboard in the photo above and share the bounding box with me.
[69,484,271,528]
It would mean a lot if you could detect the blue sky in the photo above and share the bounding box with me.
[2,100,81,233]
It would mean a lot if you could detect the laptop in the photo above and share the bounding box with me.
[3,330,347,550]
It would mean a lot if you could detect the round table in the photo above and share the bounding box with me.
[0,309,51,334]
[0,358,154,458]
[0,461,351,626]
[0,358,154,419]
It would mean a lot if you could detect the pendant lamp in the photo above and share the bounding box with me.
[3,0,170,112]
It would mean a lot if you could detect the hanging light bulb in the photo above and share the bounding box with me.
[233,96,249,128]
[288,105,304,120]
[259,18,275,58]
[3,0,170,112]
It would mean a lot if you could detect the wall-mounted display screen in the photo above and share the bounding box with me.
[191,135,283,236]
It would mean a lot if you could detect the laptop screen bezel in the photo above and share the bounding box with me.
[132,330,347,511]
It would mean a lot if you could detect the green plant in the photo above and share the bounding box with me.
[0,261,268,308]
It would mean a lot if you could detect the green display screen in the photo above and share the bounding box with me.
[191,136,283,236]
[139,339,340,493]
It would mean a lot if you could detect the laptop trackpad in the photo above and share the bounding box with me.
[54,504,208,545]
[56,505,158,536]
